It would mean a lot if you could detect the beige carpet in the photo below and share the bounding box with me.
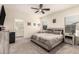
[50,43,79,54]
[9,38,79,54]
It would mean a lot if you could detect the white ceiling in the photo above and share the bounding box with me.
[4,4,78,17]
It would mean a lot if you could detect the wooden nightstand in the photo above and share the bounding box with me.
[64,33,75,46]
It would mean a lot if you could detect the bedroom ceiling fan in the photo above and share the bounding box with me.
[31,4,50,14]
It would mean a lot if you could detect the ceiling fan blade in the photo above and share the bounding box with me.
[39,4,43,9]
[31,7,38,10]
[41,10,45,14]
[42,8,50,11]
[35,11,39,13]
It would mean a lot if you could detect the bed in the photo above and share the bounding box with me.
[31,29,64,52]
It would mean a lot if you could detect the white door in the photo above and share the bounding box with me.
[14,19,24,37]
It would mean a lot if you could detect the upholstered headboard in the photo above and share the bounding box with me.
[47,28,64,34]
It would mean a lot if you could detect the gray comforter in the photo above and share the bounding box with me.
[31,33,63,47]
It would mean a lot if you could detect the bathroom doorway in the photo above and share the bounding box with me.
[14,19,24,38]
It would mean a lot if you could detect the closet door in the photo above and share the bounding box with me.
[14,19,24,37]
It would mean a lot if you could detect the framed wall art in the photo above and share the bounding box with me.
[53,19,56,23]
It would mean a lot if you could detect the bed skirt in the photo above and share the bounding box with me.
[31,39,63,52]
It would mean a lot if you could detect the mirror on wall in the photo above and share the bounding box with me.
[65,15,79,34]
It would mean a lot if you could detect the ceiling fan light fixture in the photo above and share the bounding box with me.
[31,4,50,14]
[39,9,41,12]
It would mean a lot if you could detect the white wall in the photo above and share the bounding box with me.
[40,14,53,28]
[4,6,42,38]
[53,5,79,28]
[40,5,79,29]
